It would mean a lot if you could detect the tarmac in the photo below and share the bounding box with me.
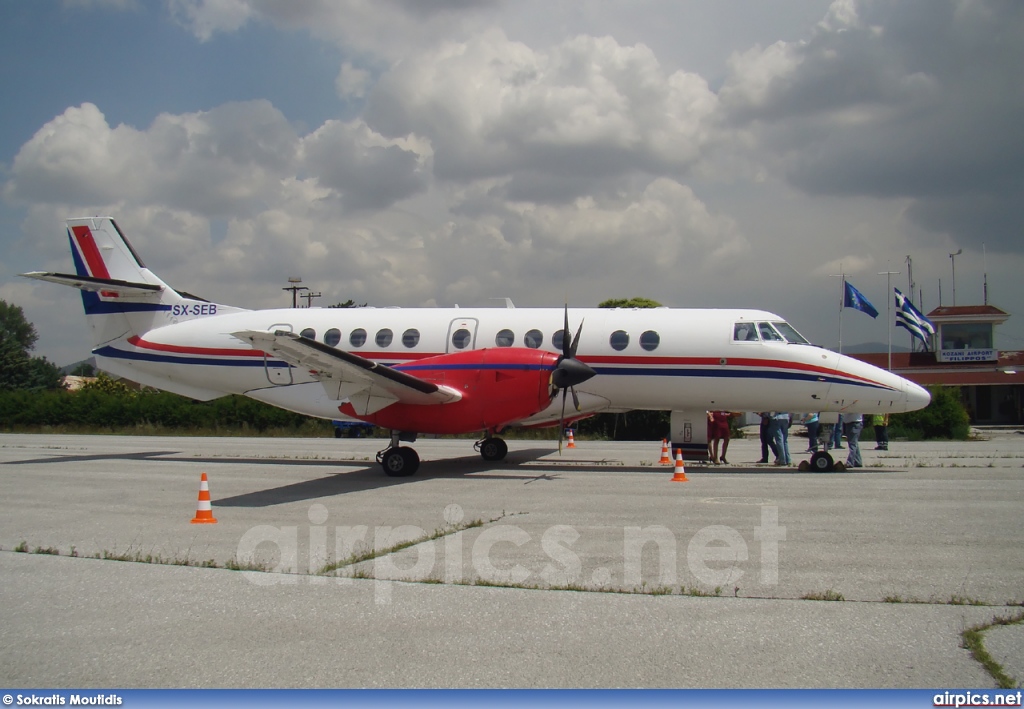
[1,429,1022,688]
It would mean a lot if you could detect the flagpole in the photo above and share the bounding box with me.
[879,268,900,371]
[830,267,845,354]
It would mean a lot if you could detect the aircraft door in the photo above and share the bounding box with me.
[264,323,294,386]
[446,318,479,353]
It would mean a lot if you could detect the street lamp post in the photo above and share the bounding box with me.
[949,249,962,306]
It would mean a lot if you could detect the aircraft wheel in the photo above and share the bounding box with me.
[381,447,419,477]
[810,451,834,473]
[479,437,508,462]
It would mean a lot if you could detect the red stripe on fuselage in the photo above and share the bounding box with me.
[125,337,891,390]
[71,225,110,279]
[129,336,265,358]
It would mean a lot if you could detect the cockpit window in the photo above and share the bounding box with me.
[772,321,809,344]
[758,322,785,341]
[733,323,758,341]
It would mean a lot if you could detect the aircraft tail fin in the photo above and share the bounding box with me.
[21,217,242,349]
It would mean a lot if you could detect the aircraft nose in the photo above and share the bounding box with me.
[903,379,931,412]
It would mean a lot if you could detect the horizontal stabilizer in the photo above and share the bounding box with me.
[20,271,163,298]
[232,329,461,415]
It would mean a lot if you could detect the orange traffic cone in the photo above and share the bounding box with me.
[659,439,672,465]
[671,449,689,482]
[567,430,576,448]
[190,472,218,524]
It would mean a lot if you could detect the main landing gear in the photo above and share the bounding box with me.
[475,436,508,462]
[377,432,510,476]
[377,431,420,477]
[799,451,846,473]
[377,446,420,477]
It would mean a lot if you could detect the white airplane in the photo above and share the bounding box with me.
[23,217,930,475]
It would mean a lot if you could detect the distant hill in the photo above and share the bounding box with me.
[842,342,912,354]
[59,357,97,376]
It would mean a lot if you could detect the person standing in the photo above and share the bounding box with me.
[845,413,864,468]
[872,413,890,450]
[707,411,732,464]
[830,413,845,450]
[757,412,778,463]
[772,411,792,466]
[801,412,820,453]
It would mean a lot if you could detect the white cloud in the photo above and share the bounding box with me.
[366,30,718,187]
[168,0,254,42]
[5,101,428,219]
[335,62,372,98]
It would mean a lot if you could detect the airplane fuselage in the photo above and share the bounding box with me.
[93,305,929,428]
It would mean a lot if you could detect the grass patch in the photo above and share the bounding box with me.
[961,610,1024,689]
[949,594,990,606]
[801,589,845,601]
[316,515,495,576]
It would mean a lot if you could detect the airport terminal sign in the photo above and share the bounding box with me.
[938,347,997,363]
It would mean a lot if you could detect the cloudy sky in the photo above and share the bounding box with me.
[2,0,1022,366]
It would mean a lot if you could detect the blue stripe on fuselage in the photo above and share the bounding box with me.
[93,346,288,368]
[91,347,894,392]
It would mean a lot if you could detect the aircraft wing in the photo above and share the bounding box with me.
[232,329,462,415]
[20,271,163,297]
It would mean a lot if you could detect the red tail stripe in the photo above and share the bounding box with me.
[128,336,265,358]
[72,225,110,279]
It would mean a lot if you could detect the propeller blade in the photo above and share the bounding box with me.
[571,386,580,412]
[558,388,568,453]
[570,320,584,358]
[562,304,571,359]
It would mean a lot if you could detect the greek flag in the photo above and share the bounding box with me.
[894,288,935,343]
[844,280,879,318]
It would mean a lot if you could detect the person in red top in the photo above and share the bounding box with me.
[707,411,734,465]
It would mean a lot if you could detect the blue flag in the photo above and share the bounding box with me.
[844,281,879,318]
[894,288,935,343]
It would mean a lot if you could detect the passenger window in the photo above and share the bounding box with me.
[524,329,543,349]
[640,330,660,351]
[375,329,394,347]
[452,328,472,349]
[610,330,629,351]
[758,322,784,341]
[734,323,757,341]
[324,328,341,347]
[495,329,515,347]
[350,328,367,347]
[300,328,316,340]
[552,329,566,351]
[402,329,420,348]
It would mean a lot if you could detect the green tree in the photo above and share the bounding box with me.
[0,300,64,391]
[328,300,367,308]
[69,362,96,377]
[890,386,971,440]
[598,297,663,309]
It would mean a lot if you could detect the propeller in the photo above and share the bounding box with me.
[552,304,596,451]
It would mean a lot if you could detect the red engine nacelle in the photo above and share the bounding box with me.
[339,348,560,434]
